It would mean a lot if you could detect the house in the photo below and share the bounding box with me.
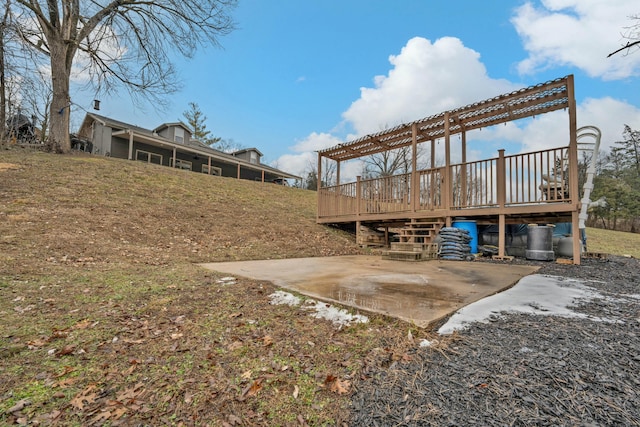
[76,113,300,183]
[316,75,595,264]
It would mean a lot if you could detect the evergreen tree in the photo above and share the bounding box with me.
[182,102,221,145]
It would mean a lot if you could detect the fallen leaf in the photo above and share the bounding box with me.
[241,370,252,379]
[113,407,127,419]
[89,410,111,424]
[262,335,273,347]
[55,366,75,378]
[227,414,242,425]
[53,377,76,388]
[74,319,92,330]
[170,333,183,340]
[292,385,299,399]
[70,385,98,410]
[56,345,75,356]
[325,375,350,395]
[27,338,47,348]
[7,399,31,413]
[241,378,263,398]
[229,312,242,318]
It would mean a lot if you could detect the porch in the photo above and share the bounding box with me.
[317,76,585,264]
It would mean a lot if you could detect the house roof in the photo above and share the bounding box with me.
[319,75,573,162]
[79,113,301,180]
[153,121,192,133]
[232,147,264,157]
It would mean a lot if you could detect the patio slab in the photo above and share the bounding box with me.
[199,256,539,328]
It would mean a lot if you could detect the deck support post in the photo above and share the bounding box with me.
[356,220,361,247]
[498,214,506,257]
[567,75,581,265]
[336,160,341,186]
[172,147,177,168]
[208,156,211,174]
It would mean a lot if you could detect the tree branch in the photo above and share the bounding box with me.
[607,40,640,58]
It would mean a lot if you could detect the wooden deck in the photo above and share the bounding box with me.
[317,76,584,263]
[318,146,576,222]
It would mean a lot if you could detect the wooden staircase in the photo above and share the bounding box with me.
[381,219,444,261]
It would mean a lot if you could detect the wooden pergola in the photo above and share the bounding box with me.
[317,75,583,264]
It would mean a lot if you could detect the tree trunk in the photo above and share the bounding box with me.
[48,40,72,153]
[0,29,5,144]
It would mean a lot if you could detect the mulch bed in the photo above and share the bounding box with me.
[350,255,640,426]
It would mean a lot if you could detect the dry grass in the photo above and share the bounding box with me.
[1,147,637,426]
[0,148,417,426]
[586,227,640,259]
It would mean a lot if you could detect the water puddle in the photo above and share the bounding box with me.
[200,256,538,327]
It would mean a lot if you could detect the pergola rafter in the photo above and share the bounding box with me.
[319,76,571,162]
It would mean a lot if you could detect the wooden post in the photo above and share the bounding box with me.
[497,149,507,258]
[567,75,581,265]
[336,160,341,186]
[172,147,177,167]
[498,214,506,257]
[317,153,322,192]
[128,131,134,160]
[430,139,435,169]
[236,163,240,179]
[207,156,211,174]
[443,112,451,210]
[261,170,265,183]
[356,176,362,217]
[411,123,418,212]
[497,149,506,208]
[461,131,467,206]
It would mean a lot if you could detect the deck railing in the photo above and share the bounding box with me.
[318,146,573,219]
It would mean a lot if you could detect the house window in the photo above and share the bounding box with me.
[250,151,258,164]
[202,165,222,175]
[171,158,192,170]
[174,128,185,144]
[135,150,162,165]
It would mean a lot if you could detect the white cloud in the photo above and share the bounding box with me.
[274,132,345,179]
[291,132,343,153]
[512,0,640,79]
[516,97,640,153]
[342,36,518,137]
[276,31,640,185]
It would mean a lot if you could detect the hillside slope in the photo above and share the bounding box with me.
[1,149,395,426]
[1,149,361,274]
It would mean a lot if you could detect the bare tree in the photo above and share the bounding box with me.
[11,0,236,153]
[362,146,412,178]
[608,13,640,57]
[0,0,11,141]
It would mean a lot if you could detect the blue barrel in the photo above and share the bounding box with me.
[452,219,478,253]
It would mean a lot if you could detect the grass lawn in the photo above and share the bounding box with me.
[1,148,637,425]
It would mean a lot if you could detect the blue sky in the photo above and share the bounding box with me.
[71,0,640,179]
